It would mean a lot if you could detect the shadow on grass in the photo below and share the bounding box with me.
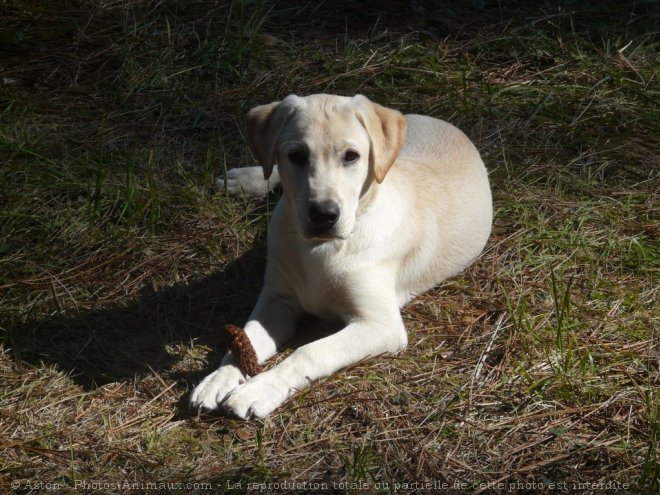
[1,237,267,399]
[2,217,332,419]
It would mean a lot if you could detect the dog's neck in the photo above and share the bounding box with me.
[357,174,382,211]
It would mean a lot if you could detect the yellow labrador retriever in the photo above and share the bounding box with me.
[190,94,492,419]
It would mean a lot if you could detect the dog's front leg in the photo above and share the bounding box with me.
[189,291,299,411]
[223,291,407,419]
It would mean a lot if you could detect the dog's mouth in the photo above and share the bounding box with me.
[304,231,346,242]
[301,225,347,242]
[297,211,353,242]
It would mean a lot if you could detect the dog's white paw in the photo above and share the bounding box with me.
[215,166,275,199]
[190,364,246,411]
[222,372,290,420]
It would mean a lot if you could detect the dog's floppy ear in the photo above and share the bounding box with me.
[353,95,407,183]
[246,96,300,180]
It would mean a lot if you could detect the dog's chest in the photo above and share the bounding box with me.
[282,247,359,320]
[301,261,351,319]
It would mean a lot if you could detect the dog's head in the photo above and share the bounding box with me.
[246,94,407,241]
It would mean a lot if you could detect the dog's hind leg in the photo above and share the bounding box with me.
[215,165,280,199]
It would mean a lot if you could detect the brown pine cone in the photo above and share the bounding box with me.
[225,324,262,377]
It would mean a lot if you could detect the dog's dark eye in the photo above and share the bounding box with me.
[288,150,307,166]
[344,150,360,163]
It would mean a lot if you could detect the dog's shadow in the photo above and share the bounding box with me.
[2,235,278,416]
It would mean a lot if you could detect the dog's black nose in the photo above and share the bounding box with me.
[309,200,340,230]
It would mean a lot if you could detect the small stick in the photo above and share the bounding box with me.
[225,324,262,377]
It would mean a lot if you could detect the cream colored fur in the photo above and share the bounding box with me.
[191,94,492,419]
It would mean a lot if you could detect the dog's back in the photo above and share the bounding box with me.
[387,114,492,304]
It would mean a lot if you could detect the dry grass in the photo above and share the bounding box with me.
[1,0,658,493]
